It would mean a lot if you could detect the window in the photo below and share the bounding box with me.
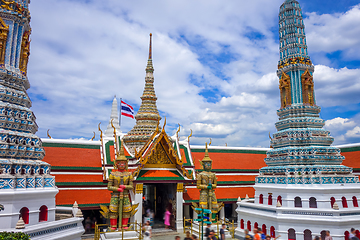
[241,219,244,229]
[268,195,273,205]
[344,231,349,240]
[39,205,48,222]
[295,197,302,208]
[270,226,275,238]
[330,197,335,208]
[247,221,251,231]
[288,228,296,240]
[259,194,263,204]
[254,222,258,230]
[277,195,282,206]
[262,224,267,235]
[19,207,29,224]
[309,197,317,208]
[304,229,312,240]
[342,197,348,208]
[353,196,358,207]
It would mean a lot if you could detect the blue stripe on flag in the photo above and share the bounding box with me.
[121,105,134,114]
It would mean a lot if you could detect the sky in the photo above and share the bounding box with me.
[26,0,360,147]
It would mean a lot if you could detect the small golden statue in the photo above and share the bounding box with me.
[192,142,223,221]
[101,141,138,230]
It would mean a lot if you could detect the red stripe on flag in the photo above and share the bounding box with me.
[121,112,134,119]
[121,100,134,110]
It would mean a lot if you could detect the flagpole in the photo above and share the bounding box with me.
[119,97,122,127]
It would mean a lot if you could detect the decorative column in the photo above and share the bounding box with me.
[193,209,198,220]
[176,183,184,231]
[134,183,144,224]
[220,207,225,220]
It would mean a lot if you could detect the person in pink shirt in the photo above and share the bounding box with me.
[164,206,171,229]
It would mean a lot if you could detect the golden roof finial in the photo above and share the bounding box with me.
[176,123,180,140]
[162,116,166,131]
[149,33,152,60]
[91,132,95,141]
[209,138,212,146]
[187,129,192,143]
[47,129,52,139]
[98,122,103,139]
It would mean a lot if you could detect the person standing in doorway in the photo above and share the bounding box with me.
[164,206,171,229]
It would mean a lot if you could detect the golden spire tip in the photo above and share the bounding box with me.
[149,33,152,60]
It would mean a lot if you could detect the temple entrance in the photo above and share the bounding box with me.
[143,183,176,229]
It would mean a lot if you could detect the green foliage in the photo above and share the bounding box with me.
[0,232,30,240]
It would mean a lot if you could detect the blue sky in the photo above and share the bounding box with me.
[26,0,360,147]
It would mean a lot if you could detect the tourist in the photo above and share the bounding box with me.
[325,231,332,240]
[209,230,217,240]
[265,234,281,240]
[175,236,181,240]
[350,228,359,240]
[184,231,192,240]
[205,223,212,240]
[259,229,266,240]
[314,236,320,240]
[220,224,226,240]
[254,228,261,240]
[84,216,92,233]
[164,207,171,229]
[143,220,152,240]
[245,229,253,240]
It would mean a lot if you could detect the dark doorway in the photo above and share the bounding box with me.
[143,183,176,228]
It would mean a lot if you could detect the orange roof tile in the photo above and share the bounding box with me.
[184,187,255,201]
[216,175,256,182]
[142,170,179,178]
[56,189,111,206]
[342,151,360,169]
[192,152,266,170]
[54,174,103,183]
[43,147,101,168]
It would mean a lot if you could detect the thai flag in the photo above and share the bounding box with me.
[121,100,134,119]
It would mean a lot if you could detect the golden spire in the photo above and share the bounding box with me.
[123,33,161,154]
[149,33,152,60]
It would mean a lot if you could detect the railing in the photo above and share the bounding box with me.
[184,216,235,239]
[94,221,143,240]
[220,218,235,238]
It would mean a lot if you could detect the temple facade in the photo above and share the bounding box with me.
[39,29,360,236]
[235,1,360,240]
[0,1,84,238]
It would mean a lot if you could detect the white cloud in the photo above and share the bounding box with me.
[305,4,360,59]
[346,126,360,138]
[314,65,360,107]
[325,117,356,130]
